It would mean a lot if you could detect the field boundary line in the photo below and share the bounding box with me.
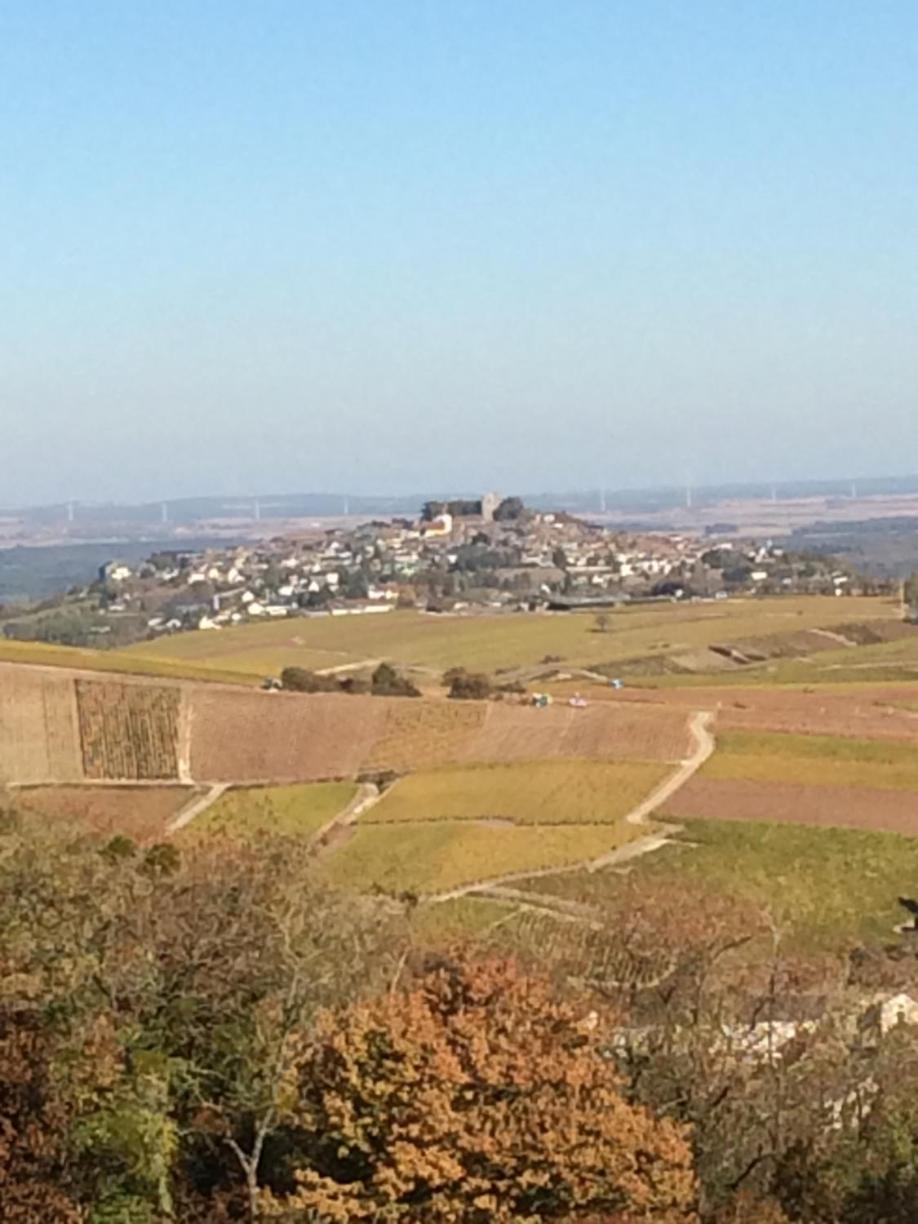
[167,784,229,834]
[476,883,603,923]
[8,778,195,790]
[424,710,714,904]
[811,628,858,648]
[177,690,193,783]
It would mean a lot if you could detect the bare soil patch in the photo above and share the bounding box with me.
[0,665,82,784]
[665,776,918,837]
[15,784,195,842]
[189,689,387,782]
[613,685,918,742]
[464,701,690,764]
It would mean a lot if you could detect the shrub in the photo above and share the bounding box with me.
[371,663,420,698]
[448,671,492,700]
[279,666,339,693]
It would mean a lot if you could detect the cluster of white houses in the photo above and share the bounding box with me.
[93,500,860,638]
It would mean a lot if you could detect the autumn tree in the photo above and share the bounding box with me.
[0,1011,82,1222]
[0,808,400,1221]
[266,953,698,1221]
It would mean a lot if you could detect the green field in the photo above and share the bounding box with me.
[322,820,638,895]
[179,781,357,842]
[367,760,668,825]
[526,819,918,951]
[699,730,918,789]
[117,596,898,681]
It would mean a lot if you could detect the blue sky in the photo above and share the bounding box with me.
[3,1,918,504]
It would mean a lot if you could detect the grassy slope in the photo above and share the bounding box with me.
[528,819,918,951]
[178,781,357,842]
[699,729,918,789]
[367,760,668,825]
[323,821,638,895]
[118,596,896,678]
[0,639,258,685]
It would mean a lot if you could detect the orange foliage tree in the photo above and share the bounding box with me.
[266,954,698,1221]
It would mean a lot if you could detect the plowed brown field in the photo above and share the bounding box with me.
[1,660,692,787]
[366,700,487,771]
[664,776,918,836]
[188,688,688,782]
[0,666,82,784]
[189,689,388,782]
[465,701,689,764]
[15,784,195,842]
[612,685,918,742]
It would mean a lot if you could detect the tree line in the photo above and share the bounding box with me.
[5,804,918,1220]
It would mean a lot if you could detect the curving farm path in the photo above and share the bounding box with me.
[309,781,381,858]
[425,709,716,905]
[166,783,229,834]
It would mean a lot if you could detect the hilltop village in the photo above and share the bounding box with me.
[2,495,876,648]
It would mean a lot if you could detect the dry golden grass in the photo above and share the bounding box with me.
[0,639,258,685]
[118,596,897,678]
[367,760,669,825]
[323,820,638,895]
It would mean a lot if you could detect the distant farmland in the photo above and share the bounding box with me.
[0,659,687,787]
[118,596,900,680]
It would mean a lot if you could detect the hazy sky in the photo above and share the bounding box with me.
[3,1,918,505]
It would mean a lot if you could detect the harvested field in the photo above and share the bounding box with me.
[0,665,82,783]
[714,689,918,740]
[187,686,684,783]
[14,784,195,843]
[178,781,357,842]
[76,680,180,780]
[189,689,386,782]
[467,701,689,764]
[664,776,918,837]
[611,683,918,741]
[323,821,635,895]
[366,699,486,771]
[367,760,669,825]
